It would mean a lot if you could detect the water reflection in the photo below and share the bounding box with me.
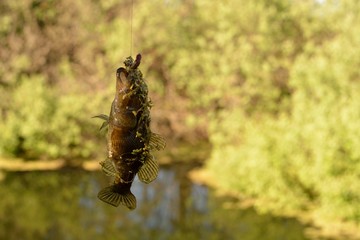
[0,165,327,240]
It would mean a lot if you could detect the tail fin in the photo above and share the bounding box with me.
[98,185,136,209]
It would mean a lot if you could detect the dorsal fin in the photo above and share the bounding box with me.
[137,154,159,184]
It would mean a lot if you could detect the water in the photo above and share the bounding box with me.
[0,164,325,240]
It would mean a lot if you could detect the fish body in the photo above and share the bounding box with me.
[95,54,165,209]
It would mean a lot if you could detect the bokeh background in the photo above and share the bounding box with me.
[1,0,360,239]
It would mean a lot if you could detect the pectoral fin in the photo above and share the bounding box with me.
[149,133,166,151]
[99,159,118,177]
[98,185,136,209]
[99,121,109,131]
[138,154,159,184]
[93,114,109,120]
[93,114,109,131]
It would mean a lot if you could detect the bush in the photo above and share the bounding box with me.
[0,75,99,159]
[206,0,360,223]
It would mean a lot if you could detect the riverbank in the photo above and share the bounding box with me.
[0,158,133,172]
[189,168,360,240]
[0,141,210,172]
[0,158,67,171]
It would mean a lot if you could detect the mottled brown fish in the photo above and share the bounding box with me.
[94,54,165,209]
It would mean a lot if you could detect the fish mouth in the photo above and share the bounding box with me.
[115,67,131,92]
[116,67,128,83]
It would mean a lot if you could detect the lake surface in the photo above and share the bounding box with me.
[0,164,331,240]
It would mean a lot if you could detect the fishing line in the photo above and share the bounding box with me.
[129,0,134,56]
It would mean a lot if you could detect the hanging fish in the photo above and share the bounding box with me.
[94,54,165,209]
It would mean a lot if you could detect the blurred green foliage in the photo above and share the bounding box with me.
[205,0,360,226]
[1,0,360,227]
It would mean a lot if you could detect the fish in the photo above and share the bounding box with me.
[94,54,165,209]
